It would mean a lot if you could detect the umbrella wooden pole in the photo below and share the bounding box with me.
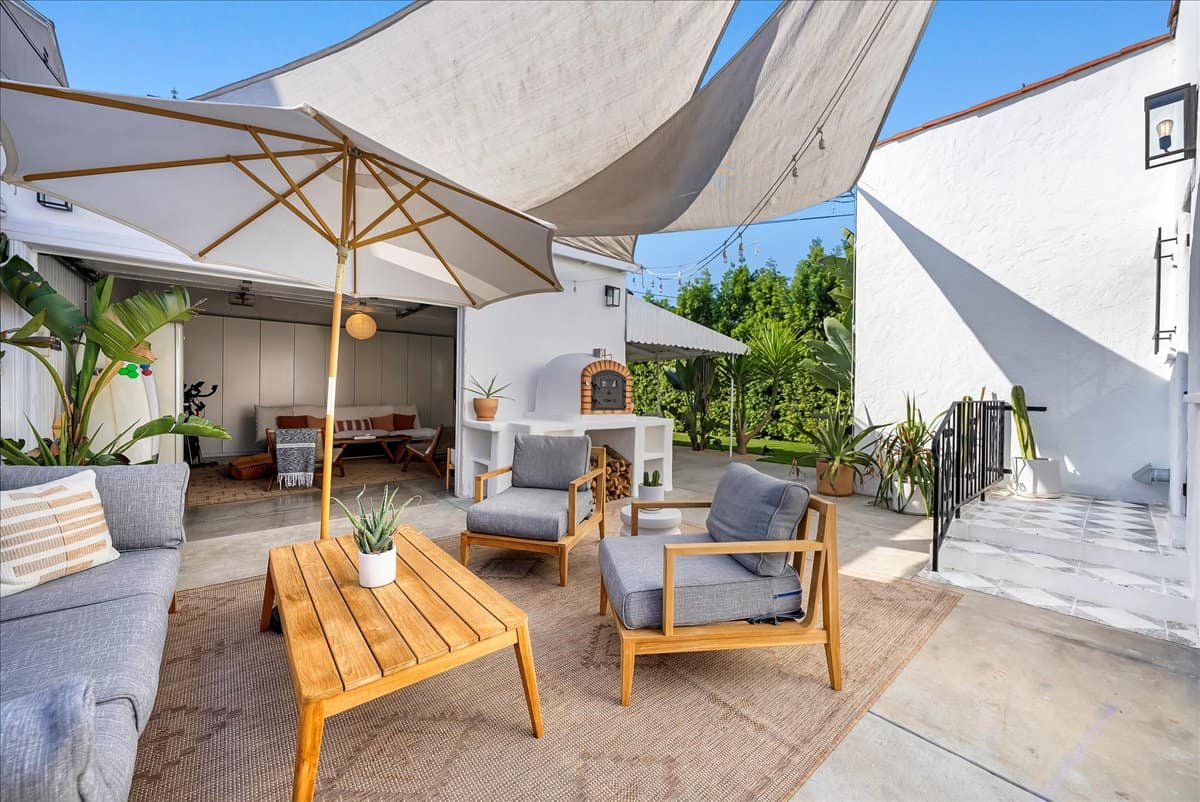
[319,249,347,540]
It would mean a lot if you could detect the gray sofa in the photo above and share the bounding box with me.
[0,464,188,802]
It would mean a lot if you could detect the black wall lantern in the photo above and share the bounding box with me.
[604,284,622,307]
[1145,84,1196,169]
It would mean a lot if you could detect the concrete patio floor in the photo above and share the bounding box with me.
[179,447,1199,802]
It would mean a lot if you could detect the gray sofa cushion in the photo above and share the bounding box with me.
[706,463,810,577]
[511,434,591,490]
[0,676,96,802]
[0,464,189,551]
[0,549,178,624]
[466,486,593,541]
[599,532,803,629]
[0,594,169,733]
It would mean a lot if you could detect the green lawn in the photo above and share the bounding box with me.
[671,432,812,465]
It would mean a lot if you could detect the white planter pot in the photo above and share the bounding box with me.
[638,484,665,509]
[357,545,397,588]
[889,480,929,516]
[1012,457,1063,498]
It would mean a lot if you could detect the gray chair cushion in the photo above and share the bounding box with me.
[599,532,803,629]
[390,427,437,440]
[0,594,169,734]
[706,463,811,577]
[466,486,593,541]
[0,677,96,802]
[0,464,189,551]
[511,434,591,490]
[0,549,178,624]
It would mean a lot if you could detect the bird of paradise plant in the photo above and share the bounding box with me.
[0,233,230,465]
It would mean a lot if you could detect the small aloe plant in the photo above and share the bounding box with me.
[642,469,662,487]
[333,485,421,554]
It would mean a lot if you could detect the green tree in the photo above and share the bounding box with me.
[664,356,719,450]
[724,320,805,454]
[675,269,719,328]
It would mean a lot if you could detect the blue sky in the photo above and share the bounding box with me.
[30,0,1174,298]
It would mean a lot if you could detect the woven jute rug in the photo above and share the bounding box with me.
[131,541,958,801]
[185,456,428,507]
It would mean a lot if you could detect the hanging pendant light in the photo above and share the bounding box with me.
[346,311,377,340]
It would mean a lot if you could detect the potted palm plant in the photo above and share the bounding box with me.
[334,486,420,588]
[466,374,512,421]
[639,469,664,507]
[873,396,940,516]
[797,395,885,497]
[0,235,229,464]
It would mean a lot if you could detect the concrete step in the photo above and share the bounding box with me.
[950,509,1189,580]
[936,538,1193,625]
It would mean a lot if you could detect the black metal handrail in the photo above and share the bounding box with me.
[930,400,1010,571]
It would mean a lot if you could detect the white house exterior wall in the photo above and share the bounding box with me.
[856,39,1192,503]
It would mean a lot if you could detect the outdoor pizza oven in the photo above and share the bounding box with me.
[533,353,634,418]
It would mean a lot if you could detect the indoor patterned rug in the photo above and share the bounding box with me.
[130,542,958,801]
[185,456,428,507]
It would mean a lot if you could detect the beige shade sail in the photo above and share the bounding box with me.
[0,79,559,538]
[199,0,931,241]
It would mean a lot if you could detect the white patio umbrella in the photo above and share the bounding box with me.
[0,79,560,538]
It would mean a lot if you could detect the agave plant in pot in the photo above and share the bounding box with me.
[872,396,940,516]
[334,486,420,588]
[466,374,512,421]
[797,395,886,497]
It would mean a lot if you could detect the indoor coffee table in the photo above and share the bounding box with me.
[260,527,543,802]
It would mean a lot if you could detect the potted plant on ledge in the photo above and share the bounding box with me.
[797,395,885,497]
[639,469,664,507]
[466,374,512,421]
[1010,385,1062,498]
[873,395,939,516]
[335,486,420,588]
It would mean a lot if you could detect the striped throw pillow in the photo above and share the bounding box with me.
[0,470,120,597]
[334,418,373,433]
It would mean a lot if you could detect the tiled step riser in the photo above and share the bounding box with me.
[936,550,1193,623]
[949,520,1190,580]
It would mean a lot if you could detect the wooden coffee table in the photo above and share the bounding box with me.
[260,527,542,802]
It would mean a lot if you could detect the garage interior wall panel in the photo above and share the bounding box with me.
[185,314,453,454]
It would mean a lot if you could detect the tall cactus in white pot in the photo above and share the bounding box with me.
[1010,386,1062,498]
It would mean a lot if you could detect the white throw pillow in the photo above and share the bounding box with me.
[0,470,120,597]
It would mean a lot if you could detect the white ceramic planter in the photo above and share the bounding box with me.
[889,480,929,516]
[1011,457,1063,498]
[357,545,397,588]
[638,484,665,509]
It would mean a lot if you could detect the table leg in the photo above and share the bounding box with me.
[260,568,275,632]
[513,624,543,738]
[292,701,325,802]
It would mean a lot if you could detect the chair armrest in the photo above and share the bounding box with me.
[474,465,513,502]
[567,466,606,535]
[660,538,824,635]
[630,498,711,535]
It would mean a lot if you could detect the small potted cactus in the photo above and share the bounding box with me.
[1010,385,1062,498]
[639,469,665,508]
[334,485,420,587]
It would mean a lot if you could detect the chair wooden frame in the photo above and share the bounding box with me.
[399,425,445,478]
[599,496,840,705]
[461,447,607,586]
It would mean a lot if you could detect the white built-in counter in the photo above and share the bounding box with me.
[458,414,674,499]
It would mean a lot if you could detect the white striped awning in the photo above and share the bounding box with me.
[625,293,747,362]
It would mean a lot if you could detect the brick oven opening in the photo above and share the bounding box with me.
[580,359,633,414]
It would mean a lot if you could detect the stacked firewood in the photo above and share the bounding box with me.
[591,446,633,502]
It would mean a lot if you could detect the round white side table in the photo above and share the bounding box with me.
[619,504,683,536]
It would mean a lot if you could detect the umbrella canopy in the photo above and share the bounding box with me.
[0,79,560,538]
[0,81,559,308]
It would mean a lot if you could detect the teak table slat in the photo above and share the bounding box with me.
[262,528,543,802]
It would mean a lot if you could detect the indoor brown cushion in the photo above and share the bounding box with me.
[306,415,322,428]
[392,413,416,430]
[370,414,395,430]
[276,415,308,429]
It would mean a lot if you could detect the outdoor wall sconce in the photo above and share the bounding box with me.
[345,311,377,340]
[35,192,72,211]
[1145,84,1196,169]
[604,284,622,307]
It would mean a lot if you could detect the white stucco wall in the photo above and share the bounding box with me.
[856,37,1194,503]
[461,256,628,420]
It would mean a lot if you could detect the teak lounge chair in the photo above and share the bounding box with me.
[399,425,445,479]
[461,434,606,586]
[598,463,840,705]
